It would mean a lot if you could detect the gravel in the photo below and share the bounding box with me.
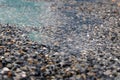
[0,0,119,80]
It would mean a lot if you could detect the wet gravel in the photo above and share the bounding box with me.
[0,0,120,80]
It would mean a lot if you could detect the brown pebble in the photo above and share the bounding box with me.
[33,60,38,64]
[41,66,46,71]
[0,46,5,48]
[81,74,86,80]
[65,71,73,77]
[0,62,3,68]
[7,71,12,78]
[11,39,16,43]
[27,58,33,64]
[18,49,25,54]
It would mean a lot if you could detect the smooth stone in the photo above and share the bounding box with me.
[4,52,10,57]
[104,70,112,76]
[7,71,13,78]
[76,75,81,79]
[27,58,34,64]
[20,66,28,71]
[21,71,27,78]
[1,67,10,74]
[6,64,13,69]
[5,58,12,63]
[15,68,22,73]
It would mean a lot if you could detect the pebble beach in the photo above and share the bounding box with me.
[0,0,120,80]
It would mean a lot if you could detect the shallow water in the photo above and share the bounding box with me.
[0,0,104,48]
[0,0,51,27]
[0,0,56,42]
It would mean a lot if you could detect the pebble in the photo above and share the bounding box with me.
[21,71,27,78]
[104,70,112,76]
[1,67,10,74]
[0,0,119,79]
[7,71,13,78]
[76,75,81,79]
[6,64,13,69]
[4,52,10,57]
[27,58,34,64]
[20,66,28,71]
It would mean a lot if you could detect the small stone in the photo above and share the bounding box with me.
[76,75,81,79]
[27,58,33,64]
[5,58,12,63]
[7,71,12,78]
[21,71,27,78]
[20,66,28,71]
[65,67,71,72]
[30,77,35,80]
[50,76,55,79]
[54,52,60,55]
[41,66,46,71]
[81,74,86,80]
[81,50,87,55]
[4,52,10,57]
[3,75,8,79]
[1,56,4,59]
[0,46,5,48]
[15,68,22,73]
[18,49,25,54]
[0,48,4,55]
[1,67,10,74]
[6,64,13,69]
[87,72,96,76]
[0,62,3,68]
[104,70,112,76]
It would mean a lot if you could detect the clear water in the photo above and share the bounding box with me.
[0,0,54,42]
[0,0,49,27]
[0,0,106,54]
[0,0,103,44]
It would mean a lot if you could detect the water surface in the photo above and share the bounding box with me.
[0,0,50,27]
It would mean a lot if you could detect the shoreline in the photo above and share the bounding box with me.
[0,0,119,80]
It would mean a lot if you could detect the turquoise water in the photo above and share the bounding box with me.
[0,0,53,42]
[0,0,48,27]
